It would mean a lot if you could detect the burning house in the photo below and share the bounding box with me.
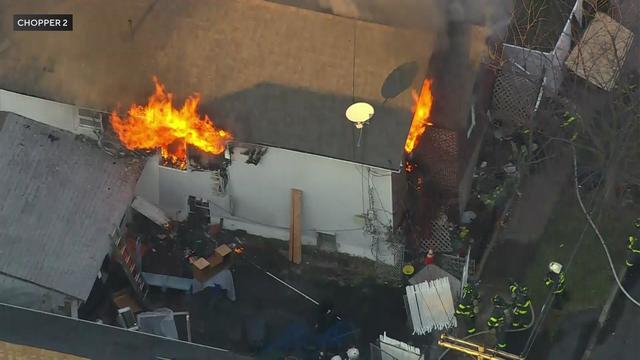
[0,0,437,265]
[0,0,489,268]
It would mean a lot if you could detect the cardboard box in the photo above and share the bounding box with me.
[215,244,232,257]
[208,253,224,267]
[190,257,210,270]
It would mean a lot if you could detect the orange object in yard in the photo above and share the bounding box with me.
[424,249,435,265]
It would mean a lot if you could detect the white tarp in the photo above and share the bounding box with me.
[405,277,456,335]
[191,269,236,301]
[137,308,179,339]
[131,196,170,227]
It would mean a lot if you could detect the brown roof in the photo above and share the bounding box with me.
[0,0,436,169]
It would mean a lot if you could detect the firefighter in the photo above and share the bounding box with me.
[487,295,506,329]
[455,284,479,334]
[545,261,567,309]
[511,286,531,328]
[451,225,471,256]
[625,219,640,267]
[459,225,470,241]
[507,279,520,300]
[481,186,504,208]
[561,112,579,142]
[487,295,507,349]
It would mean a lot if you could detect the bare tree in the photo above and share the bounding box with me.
[500,0,639,204]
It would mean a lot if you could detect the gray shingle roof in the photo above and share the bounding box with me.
[0,113,141,300]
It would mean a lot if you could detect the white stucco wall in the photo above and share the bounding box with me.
[0,89,98,139]
[136,147,397,263]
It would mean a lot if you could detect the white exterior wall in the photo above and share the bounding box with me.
[136,147,397,263]
[0,89,98,139]
[0,274,77,316]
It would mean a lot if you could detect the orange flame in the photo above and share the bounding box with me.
[405,162,415,173]
[404,79,434,154]
[111,77,232,169]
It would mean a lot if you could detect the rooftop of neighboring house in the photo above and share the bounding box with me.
[0,0,437,170]
[0,302,251,360]
[0,112,142,301]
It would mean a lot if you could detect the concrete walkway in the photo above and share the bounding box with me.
[480,144,572,283]
[500,146,572,243]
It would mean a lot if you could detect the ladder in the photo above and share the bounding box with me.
[211,170,226,195]
[438,334,525,360]
[113,231,149,302]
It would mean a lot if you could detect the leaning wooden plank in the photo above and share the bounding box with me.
[289,189,303,264]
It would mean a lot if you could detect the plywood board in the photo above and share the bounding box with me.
[565,12,635,91]
[289,189,303,264]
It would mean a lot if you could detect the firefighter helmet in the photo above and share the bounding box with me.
[549,261,563,274]
[463,283,475,295]
[492,295,506,307]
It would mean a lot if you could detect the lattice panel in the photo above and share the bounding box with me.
[421,127,460,193]
[439,254,476,279]
[420,213,453,253]
[491,64,542,126]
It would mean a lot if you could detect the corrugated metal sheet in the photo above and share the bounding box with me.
[0,113,142,300]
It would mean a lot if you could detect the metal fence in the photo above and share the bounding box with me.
[440,254,476,279]
[370,342,400,360]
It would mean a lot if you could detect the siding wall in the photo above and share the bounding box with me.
[136,147,398,263]
[0,89,98,139]
[0,274,75,316]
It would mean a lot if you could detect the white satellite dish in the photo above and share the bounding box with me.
[346,102,375,129]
